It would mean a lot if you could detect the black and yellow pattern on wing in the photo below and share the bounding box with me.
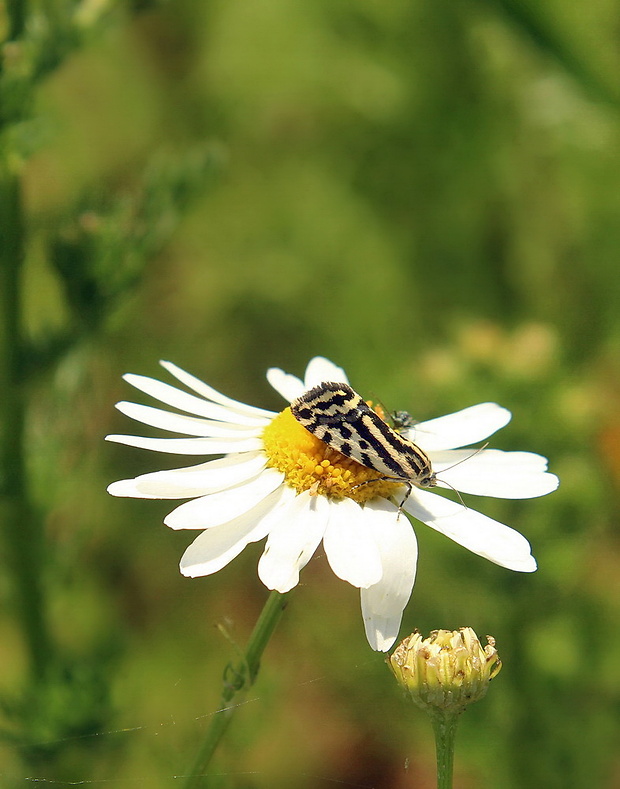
[290,382,437,491]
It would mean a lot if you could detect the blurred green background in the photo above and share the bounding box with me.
[2,0,620,787]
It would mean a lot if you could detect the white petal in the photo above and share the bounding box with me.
[266,368,306,402]
[303,357,349,388]
[160,361,275,419]
[105,434,264,455]
[164,468,285,529]
[432,449,560,499]
[179,486,290,577]
[360,500,418,651]
[123,373,271,426]
[107,452,267,499]
[322,498,383,588]
[258,490,330,593]
[432,448,549,474]
[115,402,263,438]
[405,403,512,451]
[404,488,536,572]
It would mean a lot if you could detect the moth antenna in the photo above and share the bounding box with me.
[436,443,489,475]
[438,478,468,510]
[433,443,489,510]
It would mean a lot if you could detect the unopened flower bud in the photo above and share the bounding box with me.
[389,627,501,716]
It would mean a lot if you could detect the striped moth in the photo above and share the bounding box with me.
[290,381,437,502]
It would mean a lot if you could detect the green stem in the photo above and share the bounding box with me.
[430,711,459,789]
[182,590,290,789]
[6,0,27,40]
[0,166,52,682]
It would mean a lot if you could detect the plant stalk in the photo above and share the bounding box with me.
[430,711,459,789]
[182,590,289,789]
[0,166,52,681]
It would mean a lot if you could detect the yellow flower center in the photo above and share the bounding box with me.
[262,407,405,503]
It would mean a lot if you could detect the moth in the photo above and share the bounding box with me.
[290,381,437,503]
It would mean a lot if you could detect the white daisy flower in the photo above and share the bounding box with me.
[106,357,559,651]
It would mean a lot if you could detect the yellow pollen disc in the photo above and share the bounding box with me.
[262,407,405,503]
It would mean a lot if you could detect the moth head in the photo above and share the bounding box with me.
[417,470,437,489]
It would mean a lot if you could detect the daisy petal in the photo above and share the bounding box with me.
[115,402,263,438]
[105,434,263,455]
[360,500,418,651]
[123,373,271,426]
[107,452,267,499]
[179,486,290,577]
[404,489,536,572]
[258,490,330,593]
[432,449,560,499]
[164,468,284,529]
[304,357,349,388]
[323,498,383,588]
[107,355,558,651]
[160,361,275,419]
[266,368,306,402]
[406,403,512,451]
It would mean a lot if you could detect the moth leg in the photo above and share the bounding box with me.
[350,476,386,492]
[351,476,411,519]
[397,481,413,514]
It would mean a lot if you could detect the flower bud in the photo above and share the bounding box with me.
[388,627,501,716]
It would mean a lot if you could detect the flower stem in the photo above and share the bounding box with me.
[182,590,290,789]
[0,165,52,682]
[430,711,459,789]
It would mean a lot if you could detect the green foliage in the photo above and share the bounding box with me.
[1,0,620,787]
[49,146,222,330]
[0,655,115,763]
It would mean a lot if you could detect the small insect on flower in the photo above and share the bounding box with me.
[391,409,418,431]
[290,382,437,507]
